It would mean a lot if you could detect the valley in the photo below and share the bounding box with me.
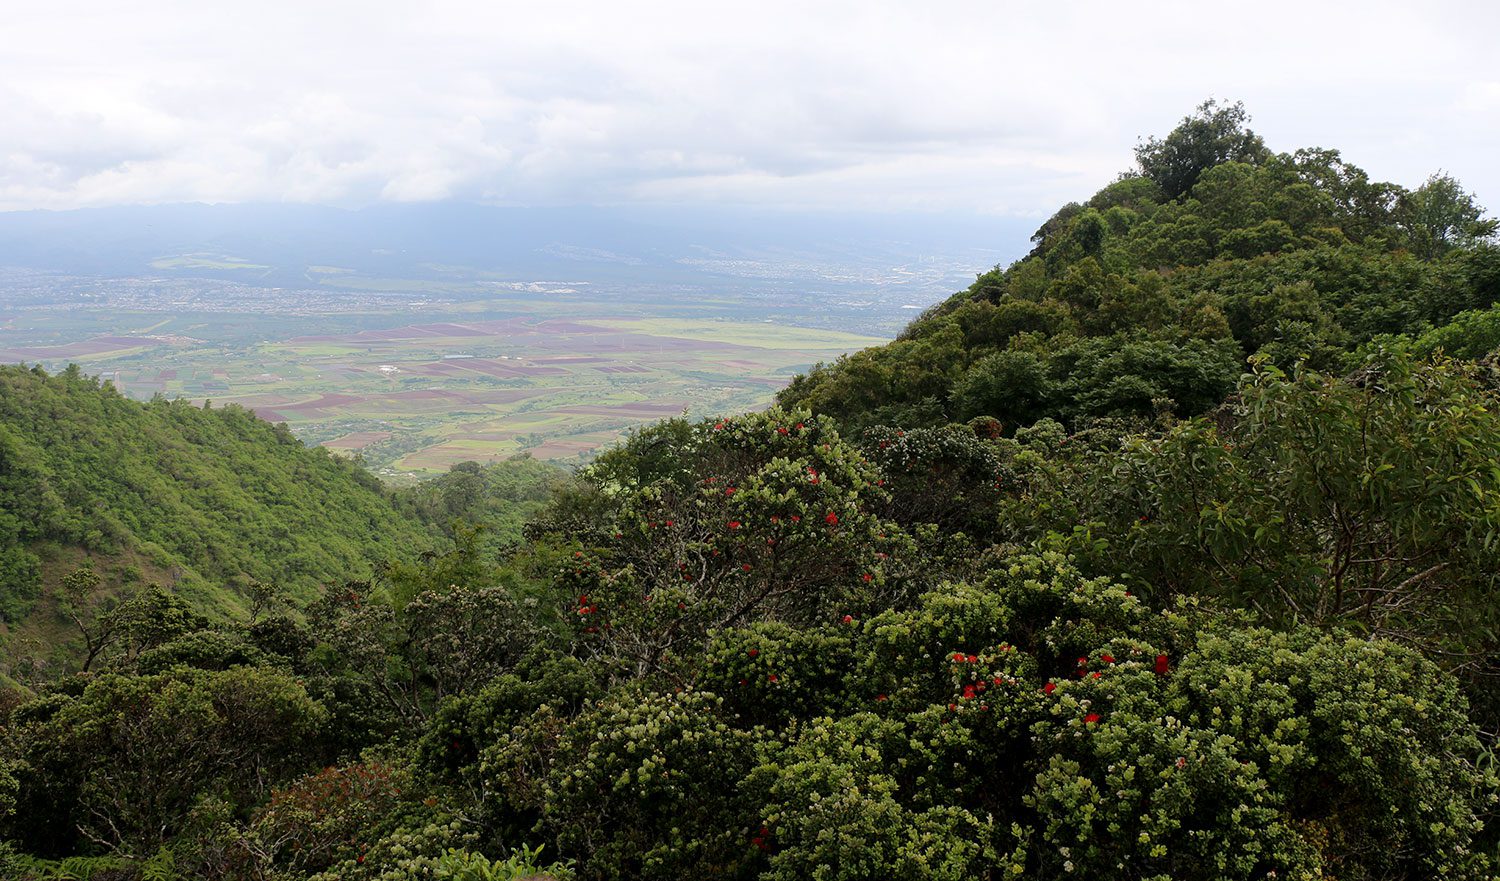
[0,282,887,475]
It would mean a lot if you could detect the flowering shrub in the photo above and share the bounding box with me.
[747,712,1017,881]
[534,408,918,673]
[471,553,1498,880]
[526,688,761,879]
[239,760,414,876]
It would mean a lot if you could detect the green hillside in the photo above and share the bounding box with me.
[779,100,1500,434]
[4,104,1500,880]
[0,364,439,659]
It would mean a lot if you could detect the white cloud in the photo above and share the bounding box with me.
[1,0,1497,214]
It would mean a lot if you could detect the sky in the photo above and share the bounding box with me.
[2,0,1497,217]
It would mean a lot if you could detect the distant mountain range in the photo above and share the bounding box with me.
[0,202,1031,302]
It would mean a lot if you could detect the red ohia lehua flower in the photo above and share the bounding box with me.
[751,825,770,850]
[1084,713,1100,724]
[767,673,778,682]
[741,563,752,572]
[1101,654,1115,664]
[747,648,758,657]
[841,614,853,624]
[1154,654,1170,675]
[777,427,788,435]
[728,520,741,529]
[1043,682,1056,694]
[825,511,839,525]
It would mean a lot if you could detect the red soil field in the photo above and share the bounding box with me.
[322,431,393,449]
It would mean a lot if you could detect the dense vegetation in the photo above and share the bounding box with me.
[4,102,1500,880]
[779,100,1499,434]
[0,365,442,659]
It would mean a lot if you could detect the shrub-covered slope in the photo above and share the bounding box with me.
[0,364,438,627]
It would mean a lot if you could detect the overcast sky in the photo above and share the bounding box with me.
[2,0,1497,217]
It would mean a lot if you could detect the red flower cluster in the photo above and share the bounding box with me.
[1154,654,1171,676]
[1084,713,1101,724]
[824,511,839,525]
[751,825,771,851]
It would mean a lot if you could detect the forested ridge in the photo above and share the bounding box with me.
[0,365,443,667]
[4,102,1500,880]
[779,100,1500,433]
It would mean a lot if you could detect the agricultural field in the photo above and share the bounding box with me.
[0,294,885,476]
